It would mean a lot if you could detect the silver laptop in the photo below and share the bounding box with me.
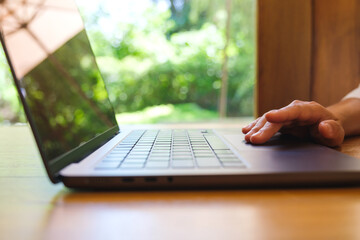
[1,0,360,189]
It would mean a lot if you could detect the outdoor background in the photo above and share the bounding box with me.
[0,0,255,124]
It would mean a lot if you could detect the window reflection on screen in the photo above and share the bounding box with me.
[0,0,118,161]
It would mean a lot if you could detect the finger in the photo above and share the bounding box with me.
[265,101,326,124]
[244,117,267,142]
[315,120,345,147]
[280,126,310,139]
[249,121,283,144]
[242,118,260,134]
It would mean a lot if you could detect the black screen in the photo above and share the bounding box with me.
[0,0,118,164]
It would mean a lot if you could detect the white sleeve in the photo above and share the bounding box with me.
[343,84,360,100]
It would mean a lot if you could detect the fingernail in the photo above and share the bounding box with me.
[245,131,254,141]
[323,123,333,137]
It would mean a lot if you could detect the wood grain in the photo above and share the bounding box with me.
[1,125,360,240]
[256,0,312,116]
[257,0,360,116]
[311,0,360,106]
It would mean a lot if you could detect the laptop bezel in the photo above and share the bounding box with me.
[0,30,120,183]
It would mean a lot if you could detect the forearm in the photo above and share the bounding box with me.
[327,98,360,136]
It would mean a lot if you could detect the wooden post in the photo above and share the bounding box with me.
[256,0,360,117]
[219,0,232,118]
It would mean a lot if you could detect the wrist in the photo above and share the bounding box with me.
[326,98,360,136]
[326,105,344,127]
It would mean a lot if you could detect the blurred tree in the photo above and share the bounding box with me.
[0,0,255,123]
[219,0,232,118]
[81,0,255,116]
[0,51,25,123]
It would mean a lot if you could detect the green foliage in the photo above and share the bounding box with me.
[0,0,255,123]
[82,0,255,117]
[0,51,25,123]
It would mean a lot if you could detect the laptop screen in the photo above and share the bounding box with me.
[0,0,118,172]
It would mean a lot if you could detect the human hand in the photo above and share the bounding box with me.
[242,100,345,147]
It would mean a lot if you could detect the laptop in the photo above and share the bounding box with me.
[1,0,360,189]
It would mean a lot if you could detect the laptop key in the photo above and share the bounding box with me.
[204,135,230,150]
[123,159,146,164]
[194,153,215,158]
[172,156,193,161]
[148,157,170,162]
[222,162,246,168]
[196,158,221,168]
[95,129,246,171]
[219,157,242,162]
[120,162,144,168]
[217,155,238,160]
[214,150,234,154]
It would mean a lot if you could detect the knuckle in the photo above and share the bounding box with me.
[256,116,266,124]
[291,104,301,113]
[313,103,325,113]
[252,126,262,132]
[308,101,320,108]
[308,101,326,111]
[290,100,302,105]
[265,110,275,115]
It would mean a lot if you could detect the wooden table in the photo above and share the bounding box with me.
[1,123,360,240]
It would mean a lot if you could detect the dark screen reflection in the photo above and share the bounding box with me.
[0,0,118,161]
[21,30,118,160]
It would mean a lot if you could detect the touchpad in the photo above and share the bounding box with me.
[222,133,322,152]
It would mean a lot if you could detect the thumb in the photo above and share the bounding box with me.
[315,120,345,147]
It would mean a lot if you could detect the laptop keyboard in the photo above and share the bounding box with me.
[95,129,246,170]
